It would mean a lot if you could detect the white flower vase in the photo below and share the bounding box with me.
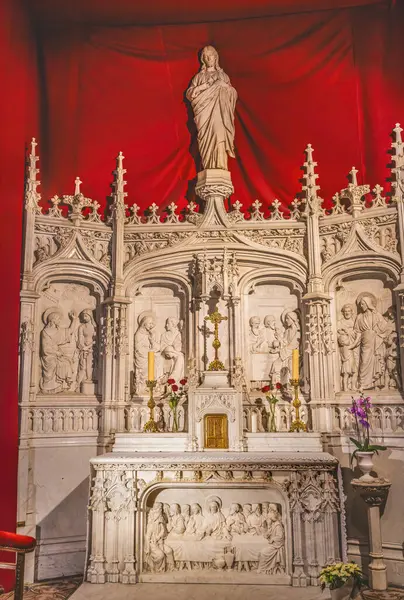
[330,578,355,600]
[356,451,375,482]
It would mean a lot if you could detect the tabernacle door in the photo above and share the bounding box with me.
[204,414,228,449]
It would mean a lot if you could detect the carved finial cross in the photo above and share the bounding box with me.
[166,201,179,223]
[350,166,358,186]
[30,137,37,156]
[187,201,198,213]
[394,123,403,144]
[117,151,125,169]
[305,143,314,162]
[233,200,243,212]
[74,176,82,196]
[271,198,283,220]
[250,199,264,221]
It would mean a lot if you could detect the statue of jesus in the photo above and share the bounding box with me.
[186,46,237,171]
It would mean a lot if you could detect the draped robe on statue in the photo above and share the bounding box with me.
[354,306,389,389]
[186,70,237,170]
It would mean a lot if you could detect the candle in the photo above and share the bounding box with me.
[292,349,299,380]
[148,351,155,381]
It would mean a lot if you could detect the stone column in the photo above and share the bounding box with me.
[391,124,404,382]
[300,144,335,430]
[351,478,391,591]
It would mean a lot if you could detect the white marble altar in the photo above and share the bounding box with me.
[16,71,404,585]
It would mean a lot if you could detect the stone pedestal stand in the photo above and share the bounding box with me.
[351,478,391,592]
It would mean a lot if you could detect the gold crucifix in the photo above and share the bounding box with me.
[205,310,228,371]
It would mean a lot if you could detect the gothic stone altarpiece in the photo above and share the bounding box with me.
[17,49,404,586]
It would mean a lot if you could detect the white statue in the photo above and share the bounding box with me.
[246,503,265,535]
[76,309,97,388]
[160,317,185,381]
[144,502,174,573]
[257,506,286,575]
[280,309,300,383]
[337,303,357,391]
[186,46,237,171]
[226,503,247,535]
[39,308,79,394]
[351,293,389,389]
[134,312,159,391]
[248,316,266,353]
[203,499,230,540]
[185,503,205,540]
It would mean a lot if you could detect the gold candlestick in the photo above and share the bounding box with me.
[143,379,159,433]
[205,309,228,371]
[289,378,307,432]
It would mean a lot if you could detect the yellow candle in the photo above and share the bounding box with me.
[292,349,299,380]
[148,351,155,381]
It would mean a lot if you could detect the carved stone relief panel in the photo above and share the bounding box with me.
[334,278,399,392]
[143,487,287,577]
[38,283,98,395]
[132,285,186,395]
[243,284,300,386]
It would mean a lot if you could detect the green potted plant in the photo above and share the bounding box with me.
[349,394,386,481]
[319,562,365,600]
[166,378,187,432]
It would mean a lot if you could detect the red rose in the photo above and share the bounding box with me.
[261,385,270,393]
[167,379,175,385]
[171,384,179,392]
[275,382,283,390]
[180,378,187,386]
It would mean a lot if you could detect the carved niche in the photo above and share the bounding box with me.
[131,284,186,395]
[243,283,301,386]
[143,489,287,576]
[38,283,98,395]
[335,278,400,392]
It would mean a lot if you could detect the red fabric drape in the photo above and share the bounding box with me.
[0,0,38,592]
[35,2,403,213]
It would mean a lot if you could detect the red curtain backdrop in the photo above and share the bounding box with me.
[0,0,38,591]
[1,1,403,589]
[31,0,403,213]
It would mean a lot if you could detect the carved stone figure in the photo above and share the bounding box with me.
[76,309,97,390]
[204,498,231,540]
[246,503,265,535]
[134,312,160,391]
[280,310,300,383]
[248,316,266,353]
[39,308,79,394]
[144,502,174,573]
[226,503,247,535]
[186,46,237,171]
[257,505,286,575]
[351,293,390,389]
[160,317,185,382]
[337,304,357,391]
[185,503,205,540]
[167,504,186,539]
[181,504,191,527]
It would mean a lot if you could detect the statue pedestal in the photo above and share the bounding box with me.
[195,169,234,200]
[351,477,391,591]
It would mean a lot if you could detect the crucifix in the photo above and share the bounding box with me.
[205,309,228,371]
[74,176,82,196]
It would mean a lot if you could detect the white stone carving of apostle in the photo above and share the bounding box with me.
[167,503,186,540]
[226,502,247,535]
[257,505,286,575]
[186,46,237,171]
[76,309,97,388]
[246,503,265,535]
[134,312,160,390]
[160,317,185,382]
[185,503,205,541]
[248,316,266,353]
[351,293,389,390]
[144,503,175,573]
[337,303,357,391]
[279,309,300,382]
[39,308,79,394]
